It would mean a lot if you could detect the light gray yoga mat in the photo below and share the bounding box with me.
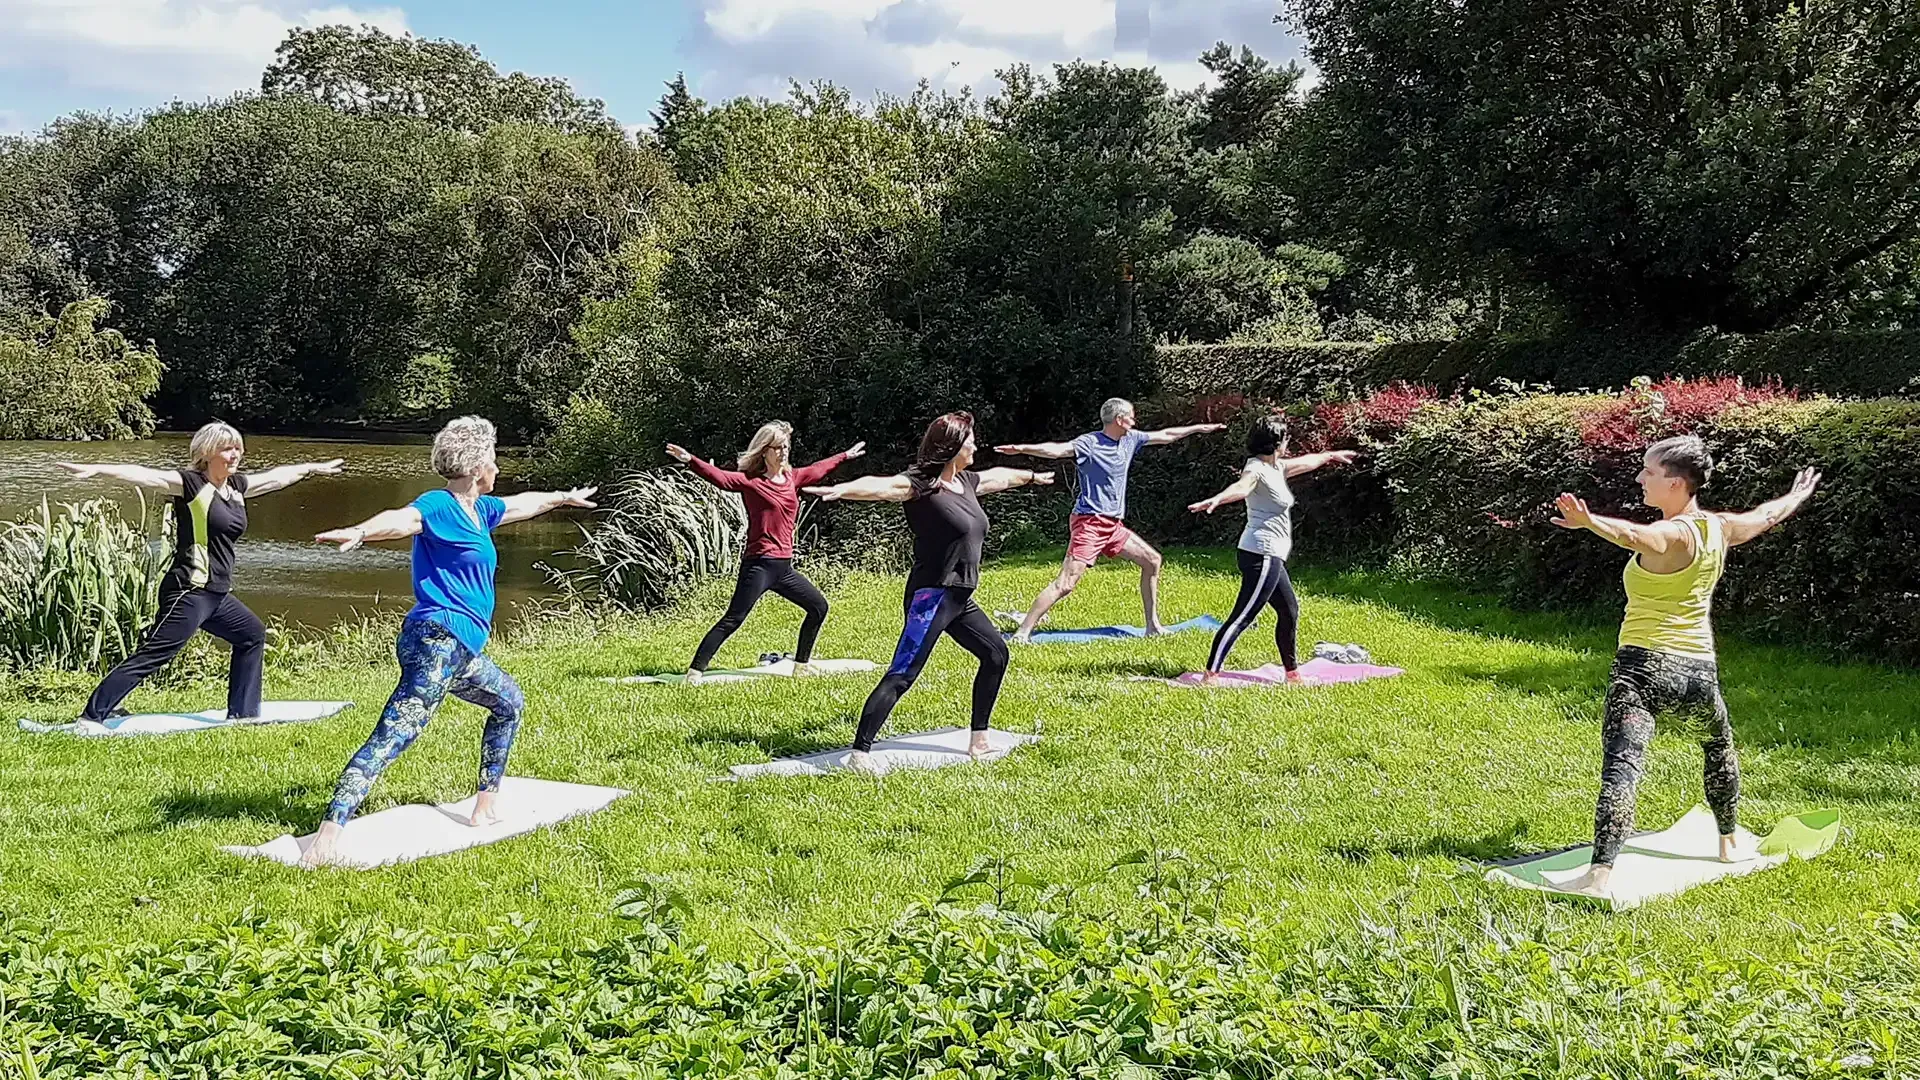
[222,776,631,870]
[727,726,1040,779]
[1484,805,1841,911]
[19,700,354,737]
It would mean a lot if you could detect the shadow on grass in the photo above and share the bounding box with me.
[1053,657,1190,680]
[1326,818,1537,865]
[154,786,319,830]
[689,713,847,760]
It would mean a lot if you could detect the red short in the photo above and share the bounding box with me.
[1067,513,1136,563]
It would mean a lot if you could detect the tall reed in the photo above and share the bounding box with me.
[0,497,167,671]
[547,469,746,611]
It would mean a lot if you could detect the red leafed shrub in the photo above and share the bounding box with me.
[1302,382,1440,451]
[1578,377,1797,451]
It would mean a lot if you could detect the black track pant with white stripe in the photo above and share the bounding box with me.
[1205,548,1299,674]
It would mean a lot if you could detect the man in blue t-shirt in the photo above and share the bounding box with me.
[995,398,1225,643]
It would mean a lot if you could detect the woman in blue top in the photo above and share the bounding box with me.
[300,416,596,867]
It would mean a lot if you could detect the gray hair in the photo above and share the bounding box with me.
[1100,397,1135,425]
[1646,435,1713,493]
[431,416,498,479]
[188,422,244,471]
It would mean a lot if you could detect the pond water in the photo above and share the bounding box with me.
[0,434,587,630]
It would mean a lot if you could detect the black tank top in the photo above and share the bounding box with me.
[905,470,988,591]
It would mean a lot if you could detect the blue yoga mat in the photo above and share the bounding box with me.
[1013,614,1222,644]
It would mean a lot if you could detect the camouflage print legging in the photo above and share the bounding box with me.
[1593,645,1740,866]
[324,616,525,826]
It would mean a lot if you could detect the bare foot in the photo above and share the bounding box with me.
[968,732,993,761]
[1199,671,1223,687]
[1552,866,1613,899]
[792,661,819,678]
[1008,630,1032,646]
[683,669,704,686]
[845,749,880,774]
[73,718,112,736]
[1284,669,1317,686]
[1718,832,1740,863]
[466,791,501,828]
[300,821,344,868]
[1144,623,1167,637]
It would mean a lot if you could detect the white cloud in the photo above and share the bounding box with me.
[0,0,409,101]
[686,0,1306,104]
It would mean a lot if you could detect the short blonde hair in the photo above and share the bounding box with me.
[188,422,244,472]
[432,416,498,479]
[737,420,793,479]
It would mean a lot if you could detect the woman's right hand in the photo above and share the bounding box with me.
[1188,497,1219,514]
[665,443,692,463]
[314,527,366,552]
[57,463,99,480]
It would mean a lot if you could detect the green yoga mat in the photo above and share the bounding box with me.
[1485,805,1839,911]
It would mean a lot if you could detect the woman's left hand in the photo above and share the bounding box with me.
[1029,471,1055,486]
[845,441,867,460]
[307,459,346,477]
[559,486,599,509]
[1327,450,1359,466]
[1188,497,1219,514]
[315,527,366,552]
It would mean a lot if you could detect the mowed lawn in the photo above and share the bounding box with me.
[1,548,1914,964]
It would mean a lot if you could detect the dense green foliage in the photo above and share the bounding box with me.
[1156,330,1920,402]
[0,298,161,440]
[1286,0,1920,332]
[4,888,1914,1078]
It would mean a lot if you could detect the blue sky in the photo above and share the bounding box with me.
[0,0,1309,136]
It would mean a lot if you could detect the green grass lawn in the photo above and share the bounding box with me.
[2,547,1914,967]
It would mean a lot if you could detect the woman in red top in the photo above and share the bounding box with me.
[667,421,865,681]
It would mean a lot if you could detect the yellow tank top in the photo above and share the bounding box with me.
[1619,513,1726,660]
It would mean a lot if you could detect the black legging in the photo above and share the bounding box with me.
[83,586,266,721]
[853,585,1008,751]
[1593,646,1740,866]
[690,556,830,671]
[1206,548,1300,673]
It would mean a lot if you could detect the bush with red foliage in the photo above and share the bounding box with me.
[1300,382,1440,452]
[1577,377,1796,452]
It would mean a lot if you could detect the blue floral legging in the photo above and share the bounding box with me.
[324,616,525,826]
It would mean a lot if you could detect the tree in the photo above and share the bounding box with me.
[0,297,162,440]
[262,26,617,137]
[1286,0,1920,331]
[651,73,709,176]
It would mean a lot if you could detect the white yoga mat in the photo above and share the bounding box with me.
[727,726,1040,779]
[222,776,630,870]
[18,700,354,737]
[1484,805,1840,911]
[602,657,877,686]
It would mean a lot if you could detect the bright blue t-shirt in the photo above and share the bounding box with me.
[1071,429,1152,518]
[407,489,507,654]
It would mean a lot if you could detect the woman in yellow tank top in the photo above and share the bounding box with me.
[1548,435,1820,900]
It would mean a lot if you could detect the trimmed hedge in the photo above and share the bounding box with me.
[1156,330,1920,403]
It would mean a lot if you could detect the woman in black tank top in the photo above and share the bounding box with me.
[56,422,343,730]
[805,411,1054,771]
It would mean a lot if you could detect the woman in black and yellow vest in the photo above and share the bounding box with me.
[59,422,344,732]
[1548,435,1819,898]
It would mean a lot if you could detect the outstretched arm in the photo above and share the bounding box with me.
[56,462,183,495]
[804,475,915,503]
[1551,494,1696,559]
[1282,449,1359,478]
[792,442,866,486]
[498,487,598,526]
[1143,423,1228,446]
[315,507,425,551]
[1719,467,1820,546]
[244,459,345,496]
[667,444,751,492]
[1189,470,1259,514]
[992,440,1075,459]
[976,468,1056,495]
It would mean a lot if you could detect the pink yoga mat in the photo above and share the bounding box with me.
[1167,657,1404,688]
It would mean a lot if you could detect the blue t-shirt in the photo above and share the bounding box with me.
[1071,430,1152,518]
[408,489,507,654]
